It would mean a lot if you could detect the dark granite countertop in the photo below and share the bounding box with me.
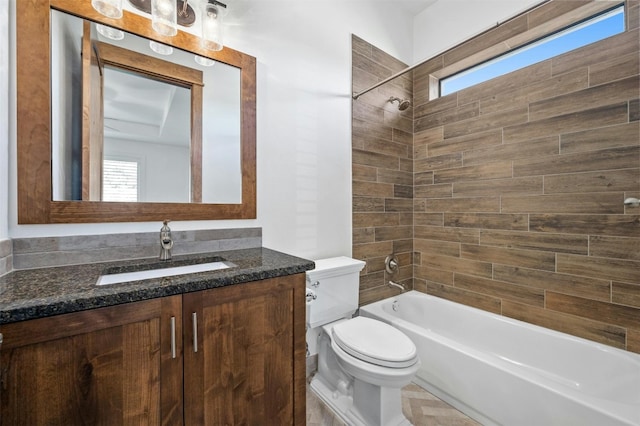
[0,247,315,325]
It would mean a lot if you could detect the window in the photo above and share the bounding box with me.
[103,158,139,202]
[440,4,625,96]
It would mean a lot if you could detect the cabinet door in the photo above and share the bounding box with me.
[0,296,183,426]
[183,274,306,425]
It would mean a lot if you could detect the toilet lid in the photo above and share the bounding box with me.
[332,316,417,368]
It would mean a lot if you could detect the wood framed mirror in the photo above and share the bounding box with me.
[17,0,256,223]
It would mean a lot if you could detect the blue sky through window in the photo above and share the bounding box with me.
[440,5,625,96]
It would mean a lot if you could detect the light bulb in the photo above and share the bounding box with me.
[91,0,123,19]
[201,2,224,51]
[151,0,177,37]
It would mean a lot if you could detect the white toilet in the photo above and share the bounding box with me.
[306,257,420,426]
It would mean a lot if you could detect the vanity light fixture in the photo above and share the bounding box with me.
[91,0,123,19]
[201,0,226,51]
[91,0,228,51]
[151,0,178,36]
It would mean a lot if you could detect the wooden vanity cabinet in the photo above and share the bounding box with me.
[0,296,184,425]
[183,274,306,425]
[0,274,306,425]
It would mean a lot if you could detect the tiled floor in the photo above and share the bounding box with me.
[307,381,480,426]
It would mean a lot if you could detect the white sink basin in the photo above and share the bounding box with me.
[97,261,235,286]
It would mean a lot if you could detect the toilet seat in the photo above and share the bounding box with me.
[332,316,417,368]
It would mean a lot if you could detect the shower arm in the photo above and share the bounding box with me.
[352,63,421,100]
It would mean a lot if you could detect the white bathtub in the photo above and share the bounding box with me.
[360,291,640,426]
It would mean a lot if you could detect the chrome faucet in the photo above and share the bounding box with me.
[388,281,406,292]
[159,220,173,261]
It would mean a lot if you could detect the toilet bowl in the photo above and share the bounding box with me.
[306,257,420,426]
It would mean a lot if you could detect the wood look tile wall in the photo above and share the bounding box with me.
[352,1,639,353]
[352,35,414,305]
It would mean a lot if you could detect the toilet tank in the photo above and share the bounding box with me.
[306,257,366,328]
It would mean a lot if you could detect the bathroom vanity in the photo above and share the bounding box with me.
[0,248,313,425]
[6,0,309,421]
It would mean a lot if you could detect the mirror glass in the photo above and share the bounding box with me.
[50,10,241,204]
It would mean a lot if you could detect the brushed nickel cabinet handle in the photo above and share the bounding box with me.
[192,312,198,353]
[170,316,177,359]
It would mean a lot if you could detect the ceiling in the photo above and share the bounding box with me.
[226,0,440,22]
[391,0,438,16]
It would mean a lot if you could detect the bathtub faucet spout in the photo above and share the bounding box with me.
[388,281,405,292]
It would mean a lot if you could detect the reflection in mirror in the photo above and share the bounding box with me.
[50,9,241,204]
[81,37,204,203]
[18,0,255,223]
[102,65,191,202]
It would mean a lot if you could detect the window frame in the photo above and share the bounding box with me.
[438,1,627,97]
[428,1,628,102]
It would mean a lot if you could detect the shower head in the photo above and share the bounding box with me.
[388,96,411,111]
[398,99,411,111]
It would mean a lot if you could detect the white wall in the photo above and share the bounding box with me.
[412,0,542,63]
[5,0,414,261]
[222,1,415,259]
[0,0,8,241]
[51,12,84,201]
[104,138,191,203]
[201,61,242,204]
